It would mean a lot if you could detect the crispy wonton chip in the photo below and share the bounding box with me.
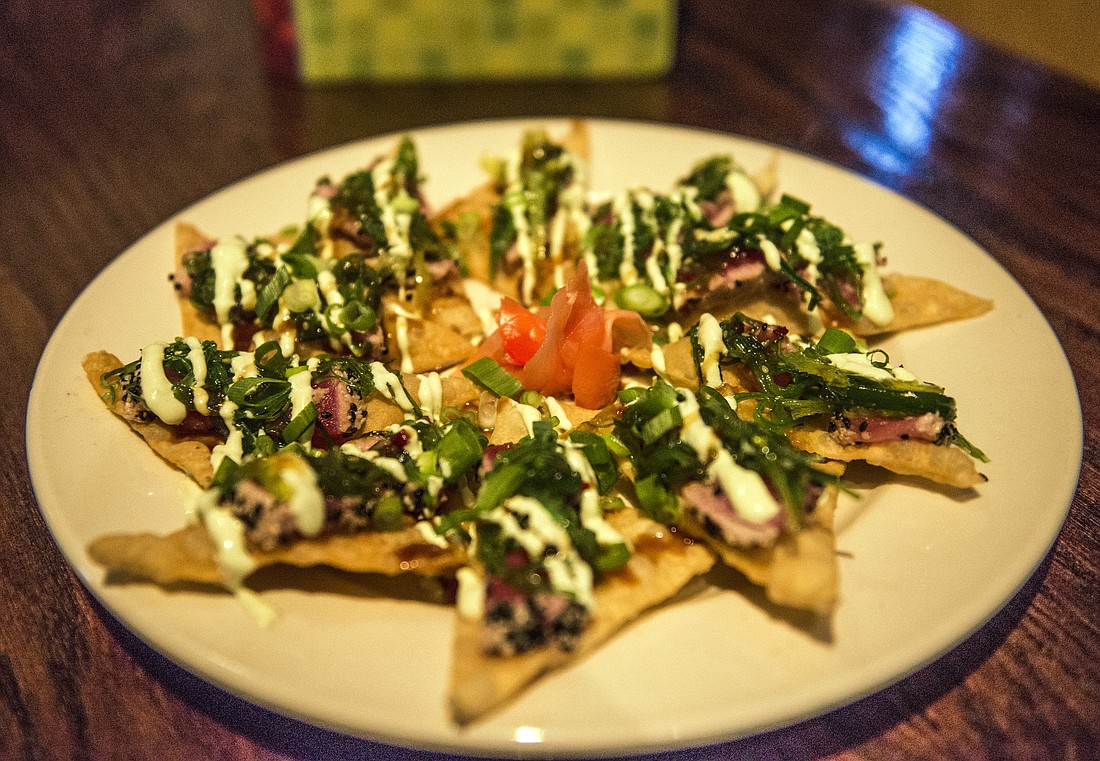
[679,273,992,339]
[678,483,841,615]
[828,274,994,336]
[432,120,591,302]
[174,222,224,345]
[487,397,604,445]
[787,428,985,488]
[85,351,481,485]
[84,351,218,487]
[88,523,467,586]
[175,223,476,372]
[449,507,715,724]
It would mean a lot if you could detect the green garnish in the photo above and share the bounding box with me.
[462,357,524,399]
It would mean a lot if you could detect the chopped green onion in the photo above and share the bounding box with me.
[614,283,669,318]
[462,357,523,398]
[227,376,291,418]
[282,279,319,312]
[815,327,857,355]
[640,405,682,445]
[519,390,544,407]
[255,266,291,322]
[595,541,631,572]
[435,421,485,482]
[341,301,376,332]
[252,433,277,458]
[282,402,317,443]
[371,495,405,531]
[322,303,347,335]
[634,473,676,523]
[211,455,240,488]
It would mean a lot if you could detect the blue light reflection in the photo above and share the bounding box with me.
[845,7,963,181]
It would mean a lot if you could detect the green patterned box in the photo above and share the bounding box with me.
[290,0,677,81]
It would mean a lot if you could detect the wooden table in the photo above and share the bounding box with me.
[3,0,1098,757]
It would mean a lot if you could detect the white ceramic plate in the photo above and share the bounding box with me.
[27,120,1081,757]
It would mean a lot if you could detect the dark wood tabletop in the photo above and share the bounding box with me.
[3,0,1098,758]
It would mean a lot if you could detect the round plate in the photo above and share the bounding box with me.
[27,119,1082,757]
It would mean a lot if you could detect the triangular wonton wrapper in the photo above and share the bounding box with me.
[826,274,994,336]
[84,350,218,487]
[88,522,466,586]
[677,482,841,615]
[84,351,482,486]
[679,273,992,339]
[432,120,591,302]
[787,427,986,488]
[487,396,605,445]
[174,222,476,372]
[449,507,714,724]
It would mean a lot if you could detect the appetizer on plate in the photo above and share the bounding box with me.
[83,122,993,724]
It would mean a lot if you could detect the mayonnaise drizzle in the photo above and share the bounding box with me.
[278,457,325,536]
[417,372,444,421]
[139,343,187,425]
[562,440,625,548]
[826,352,919,383]
[370,361,417,412]
[695,313,727,387]
[675,390,779,524]
[484,495,595,608]
[183,337,210,416]
[852,242,895,326]
[210,237,251,349]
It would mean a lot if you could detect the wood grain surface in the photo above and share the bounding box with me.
[2,0,1098,758]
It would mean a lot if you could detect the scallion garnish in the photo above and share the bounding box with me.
[462,357,523,398]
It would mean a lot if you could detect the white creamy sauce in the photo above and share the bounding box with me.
[543,396,572,431]
[139,342,187,425]
[210,237,251,347]
[370,361,417,412]
[502,149,539,305]
[279,458,325,537]
[485,495,594,608]
[614,191,638,285]
[795,227,822,286]
[287,367,313,420]
[548,208,569,289]
[316,270,344,306]
[192,489,256,588]
[455,566,485,618]
[462,278,503,342]
[759,238,783,272]
[191,483,277,626]
[695,313,727,387]
[727,167,762,212]
[675,390,779,523]
[826,352,919,383]
[417,372,444,421]
[514,402,543,437]
[649,343,671,384]
[395,313,413,372]
[562,442,625,547]
[183,337,210,416]
[415,519,451,549]
[852,242,895,326]
[210,400,243,471]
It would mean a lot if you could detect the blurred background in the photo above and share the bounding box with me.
[253,0,1099,89]
[912,0,1098,88]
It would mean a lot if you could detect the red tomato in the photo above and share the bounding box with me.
[497,297,546,366]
